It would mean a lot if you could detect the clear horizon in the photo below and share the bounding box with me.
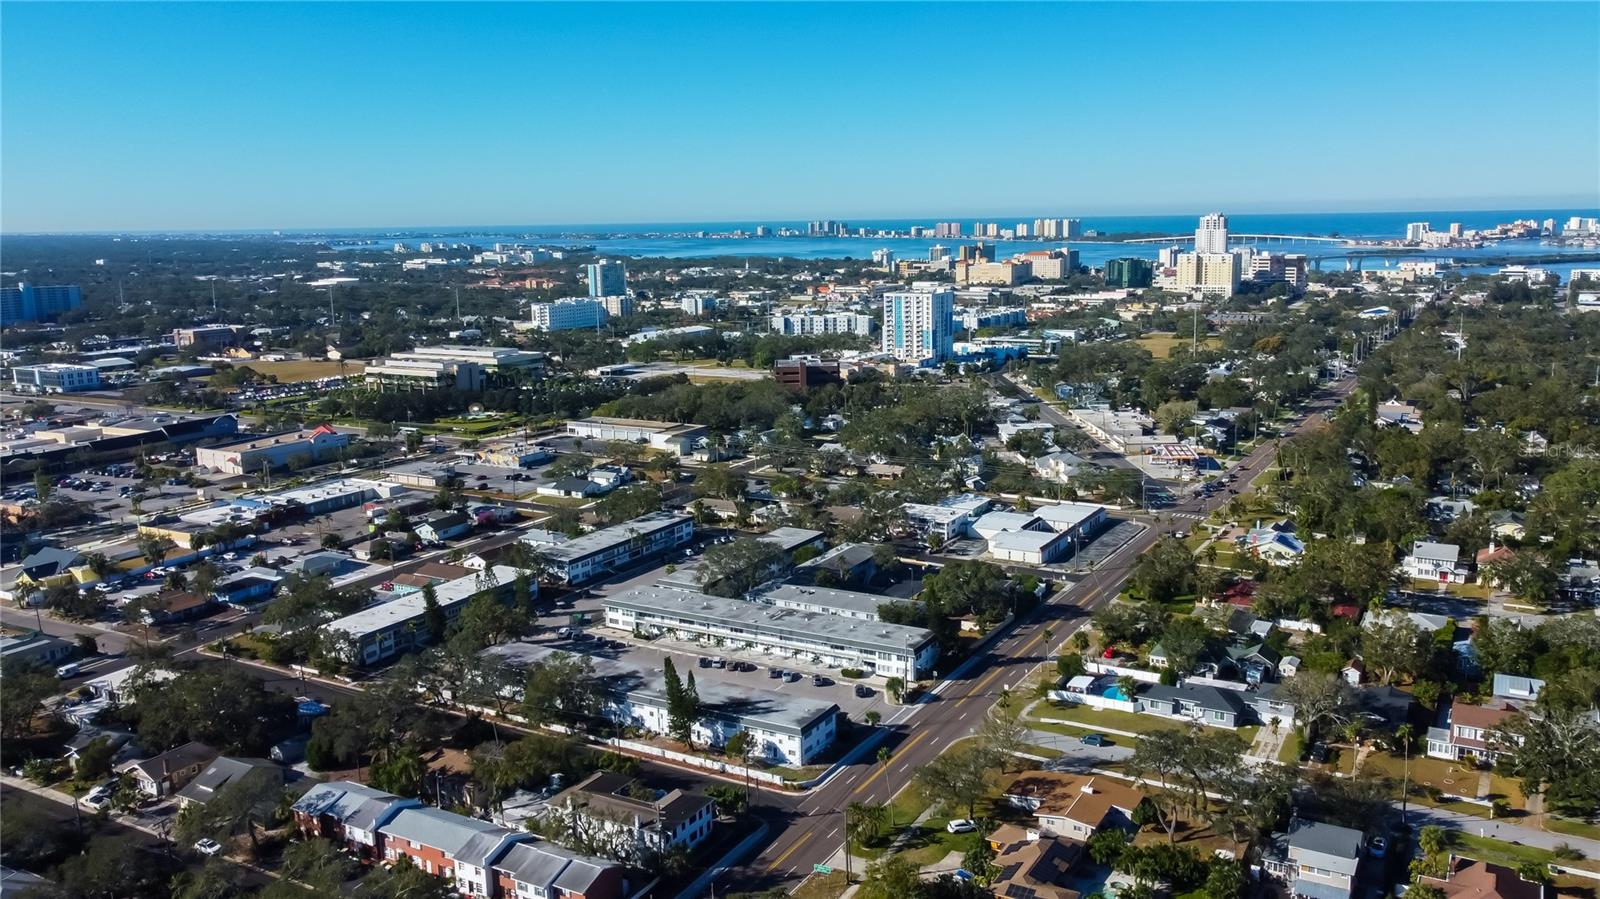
[3,2,1598,232]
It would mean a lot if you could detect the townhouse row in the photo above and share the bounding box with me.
[292,781,630,899]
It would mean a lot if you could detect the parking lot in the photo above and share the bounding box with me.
[533,623,894,725]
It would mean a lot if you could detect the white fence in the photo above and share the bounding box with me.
[1085,660,1161,683]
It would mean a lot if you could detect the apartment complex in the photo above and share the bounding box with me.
[604,583,938,680]
[194,424,351,475]
[482,641,841,765]
[881,283,955,365]
[1176,252,1241,296]
[324,565,527,665]
[10,363,101,394]
[524,511,694,585]
[547,772,715,852]
[292,782,627,899]
[1,283,81,323]
[1195,212,1230,253]
[768,310,876,336]
[1104,257,1154,288]
[586,259,627,297]
[529,297,606,332]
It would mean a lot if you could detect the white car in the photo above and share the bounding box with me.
[194,839,223,856]
[946,819,976,834]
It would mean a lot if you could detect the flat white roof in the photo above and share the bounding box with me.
[1035,502,1105,531]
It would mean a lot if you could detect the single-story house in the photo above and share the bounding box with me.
[175,756,283,808]
[1139,682,1251,728]
[119,741,219,798]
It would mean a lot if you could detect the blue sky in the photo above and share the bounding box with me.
[3,2,1597,232]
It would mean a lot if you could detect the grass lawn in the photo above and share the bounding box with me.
[1404,579,1491,601]
[1546,815,1600,841]
[245,359,365,382]
[1279,731,1303,764]
[792,870,848,899]
[1136,334,1222,359]
[1041,703,1257,744]
[1452,834,1556,869]
[1360,752,1490,801]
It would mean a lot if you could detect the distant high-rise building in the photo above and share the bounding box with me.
[985,223,1001,238]
[1,283,82,323]
[1448,223,1463,238]
[928,245,951,262]
[958,242,995,264]
[1063,218,1083,240]
[1015,223,1030,238]
[872,248,896,269]
[882,284,955,365]
[1176,252,1240,296]
[1195,213,1229,254]
[755,225,772,238]
[599,294,634,318]
[587,260,627,298]
[1405,222,1431,243]
[1158,246,1185,268]
[1104,258,1154,288]
[530,298,606,331]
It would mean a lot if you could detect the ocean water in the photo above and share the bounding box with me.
[315,208,1600,275]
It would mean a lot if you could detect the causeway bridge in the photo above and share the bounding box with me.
[1120,233,1377,246]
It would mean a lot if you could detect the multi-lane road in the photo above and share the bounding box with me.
[709,375,1356,895]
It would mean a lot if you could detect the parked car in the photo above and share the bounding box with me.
[784,671,801,683]
[698,657,712,668]
[1368,836,1388,858]
[194,839,223,856]
[946,819,977,834]
[854,684,874,698]
[1080,733,1108,747]
[769,668,784,679]
[811,674,831,687]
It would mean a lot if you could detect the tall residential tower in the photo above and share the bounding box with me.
[881,283,955,366]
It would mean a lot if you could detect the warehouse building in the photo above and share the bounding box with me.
[604,584,937,680]
[195,425,351,475]
[565,417,708,457]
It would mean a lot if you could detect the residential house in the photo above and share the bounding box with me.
[1426,701,1518,761]
[175,757,282,808]
[0,631,75,669]
[1486,511,1526,542]
[416,510,472,545]
[1248,682,1297,729]
[1418,856,1549,899]
[1375,401,1423,433]
[1004,772,1147,839]
[1560,559,1600,604]
[1243,526,1305,566]
[537,477,603,499]
[1490,674,1544,706]
[292,781,420,862]
[12,546,84,595]
[1426,497,1477,523]
[545,772,716,852]
[118,742,219,798]
[1263,818,1364,899]
[984,827,1083,899]
[1403,542,1468,584]
[139,590,216,625]
[1138,682,1251,728]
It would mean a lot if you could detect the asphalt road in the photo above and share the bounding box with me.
[706,374,1359,895]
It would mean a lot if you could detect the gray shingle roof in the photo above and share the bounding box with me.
[174,756,279,805]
